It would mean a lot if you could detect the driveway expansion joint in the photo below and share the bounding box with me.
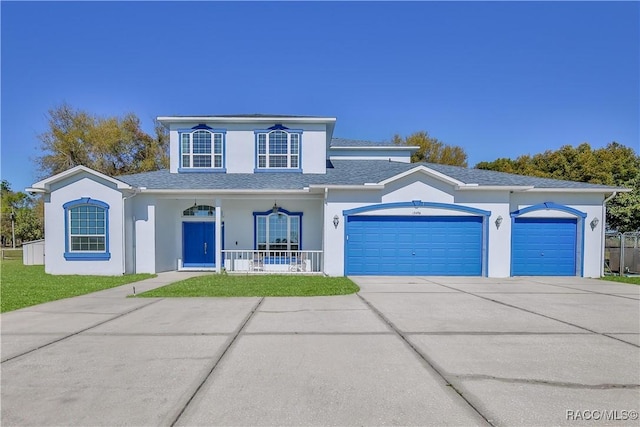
[451,374,640,390]
[258,308,370,313]
[433,283,640,349]
[528,279,640,301]
[168,297,265,427]
[357,293,495,427]
[0,298,164,364]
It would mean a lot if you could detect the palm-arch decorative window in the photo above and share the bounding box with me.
[63,197,110,260]
[253,206,302,251]
[182,204,215,217]
[254,124,302,171]
[179,125,226,171]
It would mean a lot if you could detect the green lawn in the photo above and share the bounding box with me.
[601,276,640,285]
[137,274,359,297]
[0,258,155,313]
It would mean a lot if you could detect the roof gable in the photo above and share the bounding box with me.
[27,165,132,193]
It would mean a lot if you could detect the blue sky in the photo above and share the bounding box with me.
[2,1,638,192]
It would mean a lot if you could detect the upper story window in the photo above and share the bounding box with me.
[63,198,110,260]
[254,125,302,172]
[179,125,226,171]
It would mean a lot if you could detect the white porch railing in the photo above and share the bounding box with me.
[222,250,323,274]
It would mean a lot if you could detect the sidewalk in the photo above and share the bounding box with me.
[0,271,207,362]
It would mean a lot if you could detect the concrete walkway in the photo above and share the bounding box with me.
[1,275,639,426]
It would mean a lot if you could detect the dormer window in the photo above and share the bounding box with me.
[179,126,226,171]
[254,127,302,172]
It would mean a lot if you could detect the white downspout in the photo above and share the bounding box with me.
[122,190,139,275]
[215,198,222,273]
[323,187,328,275]
[600,191,617,276]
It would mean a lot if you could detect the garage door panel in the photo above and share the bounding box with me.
[512,218,577,276]
[346,215,483,276]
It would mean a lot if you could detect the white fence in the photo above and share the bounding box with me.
[222,250,323,274]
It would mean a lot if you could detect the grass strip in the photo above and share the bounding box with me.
[137,274,359,297]
[600,275,640,285]
[1,259,155,312]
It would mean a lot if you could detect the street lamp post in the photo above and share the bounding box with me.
[10,209,16,249]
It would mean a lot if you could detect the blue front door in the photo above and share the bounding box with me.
[183,222,215,267]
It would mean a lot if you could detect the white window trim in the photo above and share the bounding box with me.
[255,130,301,170]
[179,129,226,170]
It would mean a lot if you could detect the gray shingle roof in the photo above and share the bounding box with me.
[330,138,395,147]
[116,160,620,191]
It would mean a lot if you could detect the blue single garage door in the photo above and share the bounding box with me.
[512,218,577,276]
[345,215,483,276]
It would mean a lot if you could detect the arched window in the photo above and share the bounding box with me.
[255,129,301,170]
[63,198,110,260]
[183,205,215,217]
[253,207,302,251]
[179,127,225,170]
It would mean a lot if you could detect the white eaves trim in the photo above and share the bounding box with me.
[455,185,534,191]
[378,165,466,187]
[330,146,419,152]
[520,187,631,193]
[139,188,312,195]
[308,184,384,192]
[27,165,133,192]
[157,116,337,125]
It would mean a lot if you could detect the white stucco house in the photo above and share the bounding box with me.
[28,114,626,277]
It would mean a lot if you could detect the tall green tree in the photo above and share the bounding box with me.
[1,180,43,246]
[476,142,640,232]
[392,131,468,166]
[37,103,169,177]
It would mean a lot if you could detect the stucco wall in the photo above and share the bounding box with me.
[323,178,606,278]
[127,195,324,273]
[45,174,124,275]
[168,122,328,174]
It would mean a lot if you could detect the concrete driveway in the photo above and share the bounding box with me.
[1,274,639,426]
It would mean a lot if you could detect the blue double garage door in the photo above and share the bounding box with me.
[345,215,483,276]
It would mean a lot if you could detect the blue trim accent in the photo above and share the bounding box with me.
[177,127,227,134]
[252,206,303,250]
[178,168,227,173]
[483,216,489,277]
[268,123,289,130]
[62,198,109,209]
[343,201,491,217]
[510,202,587,219]
[63,197,111,261]
[178,128,227,172]
[253,168,302,173]
[253,129,303,134]
[192,124,213,130]
[579,218,585,277]
[64,253,111,261]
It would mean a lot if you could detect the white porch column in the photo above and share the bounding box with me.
[215,198,222,272]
